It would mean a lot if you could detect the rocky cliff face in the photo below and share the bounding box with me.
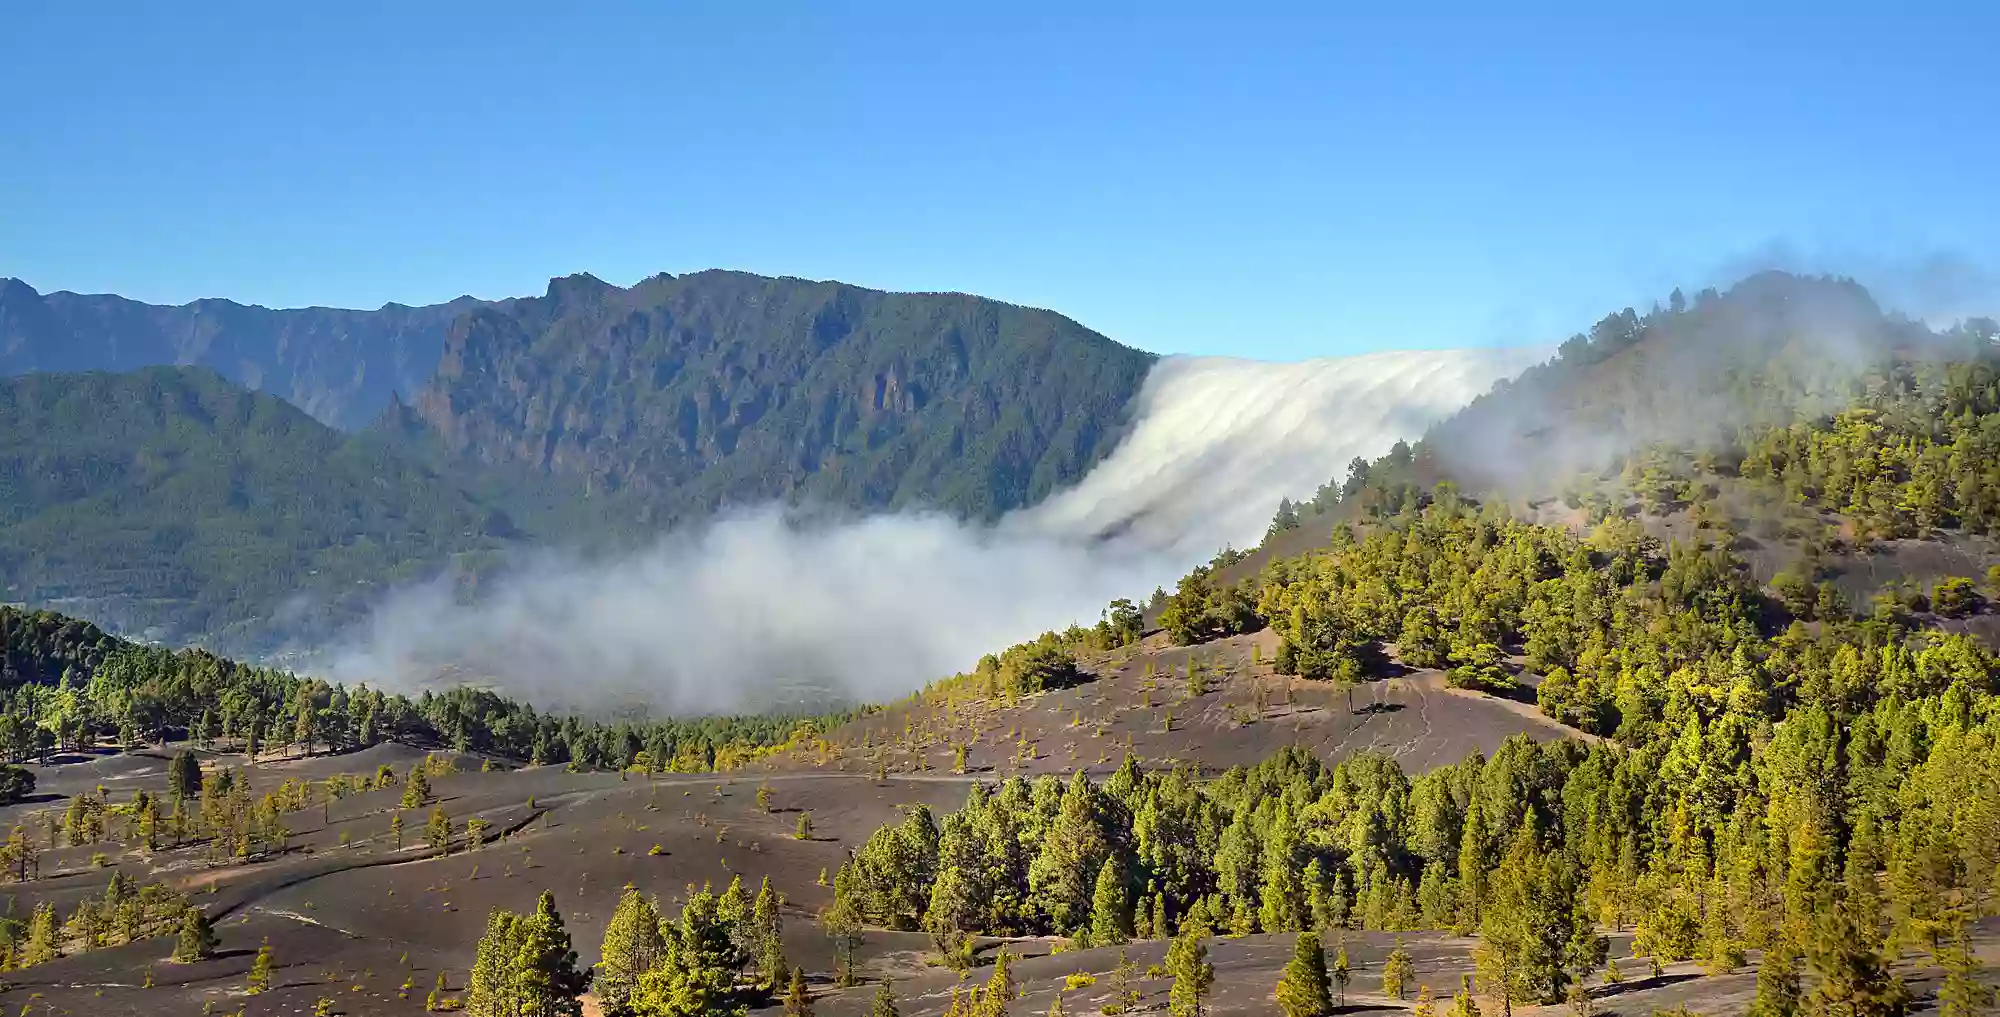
[0,277,483,429]
[409,269,1158,520]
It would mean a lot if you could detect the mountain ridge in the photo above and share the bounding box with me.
[0,270,1166,653]
[0,276,487,430]
[407,268,1159,522]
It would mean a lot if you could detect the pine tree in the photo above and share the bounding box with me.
[1477,831,1593,1009]
[402,764,431,809]
[925,862,977,960]
[1449,975,1482,1017]
[1261,809,1307,932]
[247,943,275,993]
[516,891,590,1016]
[1458,799,1492,929]
[1747,943,1802,1017]
[1413,984,1438,1017]
[639,883,742,1016]
[785,967,814,1017]
[754,876,788,989]
[1332,939,1351,1007]
[1276,931,1334,1017]
[1167,927,1214,1017]
[173,907,218,963]
[821,892,864,988]
[20,901,57,966]
[873,978,902,1017]
[597,889,665,1017]
[1029,772,1114,934]
[468,909,528,1017]
[978,949,1015,1017]
[1091,856,1133,946]
[1804,903,1907,1017]
[1937,919,1991,1017]
[1111,948,1143,1012]
[719,875,749,930]
[168,750,202,802]
[428,806,451,855]
[1383,940,1416,1000]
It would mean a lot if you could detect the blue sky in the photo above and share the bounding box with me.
[3,2,1995,359]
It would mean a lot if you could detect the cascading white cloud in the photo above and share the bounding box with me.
[1012,349,1545,554]
[333,348,1541,712]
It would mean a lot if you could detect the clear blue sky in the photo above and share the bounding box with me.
[3,2,1995,359]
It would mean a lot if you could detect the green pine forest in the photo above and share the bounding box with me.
[806,277,2000,1017]
[0,604,849,799]
[2,272,1999,1017]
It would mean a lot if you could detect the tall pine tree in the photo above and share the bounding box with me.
[1276,931,1334,1017]
[597,889,665,1017]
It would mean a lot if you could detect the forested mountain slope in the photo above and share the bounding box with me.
[0,367,571,650]
[1417,271,1976,493]
[0,277,480,430]
[1243,273,2000,613]
[831,461,2000,1017]
[0,601,834,766]
[0,271,1161,652]
[409,270,1157,521]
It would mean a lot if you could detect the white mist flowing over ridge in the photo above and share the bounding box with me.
[1009,349,1547,556]
[330,347,1541,712]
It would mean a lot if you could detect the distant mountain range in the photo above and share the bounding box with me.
[0,271,1157,652]
[0,276,482,430]
[403,269,1155,522]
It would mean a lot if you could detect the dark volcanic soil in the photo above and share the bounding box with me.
[793,629,1578,780]
[0,640,1990,1016]
[0,737,1993,1016]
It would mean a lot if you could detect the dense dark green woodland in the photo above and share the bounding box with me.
[0,604,843,780]
[0,271,1156,653]
[0,367,579,649]
[410,269,1155,522]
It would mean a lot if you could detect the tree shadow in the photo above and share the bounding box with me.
[1594,972,1703,998]
[1354,702,1407,716]
[1371,660,1419,679]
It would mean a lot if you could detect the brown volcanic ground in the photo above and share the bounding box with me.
[0,628,1991,1017]
[786,629,1582,781]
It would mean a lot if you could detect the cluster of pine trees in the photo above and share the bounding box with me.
[1157,557,1263,648]
[464,891,593,1017]
[915,599,1149,709]
[1736,356,2000,540]
[843,490,2000,1013]
[592,877,791,1017]
[467,876,796,1017]
[0,606,848,776]
[0,869,198,970]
